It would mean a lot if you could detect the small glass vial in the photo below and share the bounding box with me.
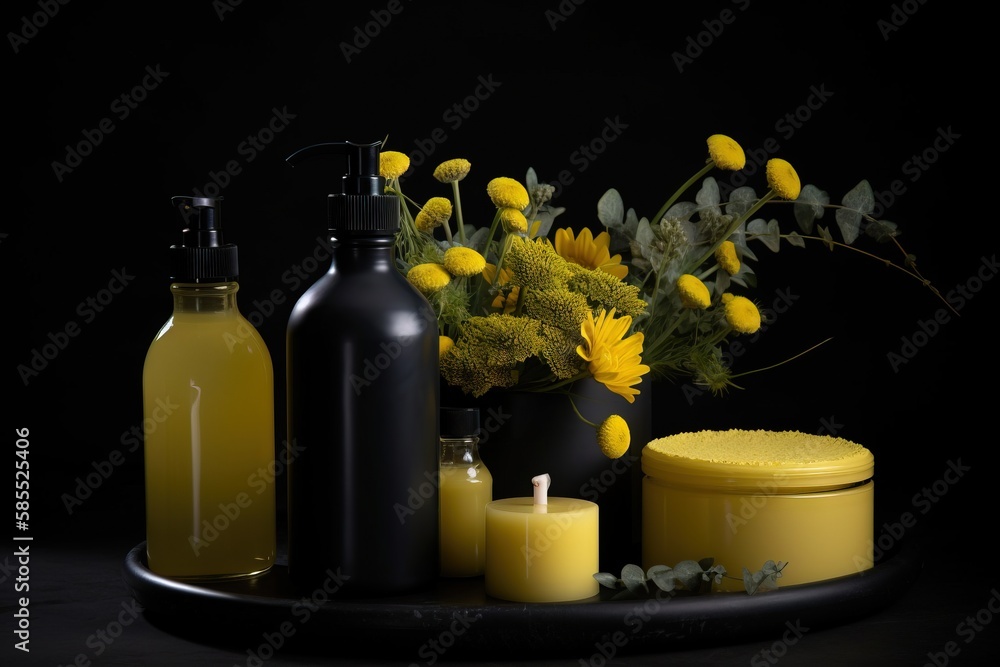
[438,407,493,577]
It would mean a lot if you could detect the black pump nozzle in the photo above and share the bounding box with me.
[168,195,239,283]
[285,140,399,234]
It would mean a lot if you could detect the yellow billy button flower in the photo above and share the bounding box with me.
[443,246,486,277]
[433,158,471,183]
[487,177,530,210]
[596,414,630,459]
[499,207,528,234]
[766,158,802,200]
[715,240,740,275]
[554,227,628,280]
[407,263,451,294]
[706,134,746,170]
[379,151,410,180]
[577,308,650,404]
[414,197,453,233]
[724,294,762,334]
[439,335,455,357]
[676,274,711,309]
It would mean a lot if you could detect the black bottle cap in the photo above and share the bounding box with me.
[285,140,399,235]
[168,196,239,283]
[440,407,480,439]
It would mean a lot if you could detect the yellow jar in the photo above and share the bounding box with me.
[642,429,874,592]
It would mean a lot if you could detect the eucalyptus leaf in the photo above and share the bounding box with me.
[593,572,620,589]
[785,231,806,248]
[837,180,875,245]
[747,218,781,253]
[621,563,648,594]
[525,167,539,191]
[865,218,899,242]
[725,186,757,219]
[793,184,829,234]
[665,201,698,223]
[466,226,490,254]
[532,204,565,239]
[648,568,677,593]
[696,177,721,218]
[817,225,835,251]
[597,188,625,229]
[671,560,705,591]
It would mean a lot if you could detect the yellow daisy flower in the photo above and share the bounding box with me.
[414,197,453,233]
[596,414,630,459]
[407,263,451,294]
[554,227,628,280]
[433,158,471,184]
[715,240,740,274]
[676,274,711,309]
[379,151,410,180]
[492,286,519,314]
[499,207,528,234]
[486,177,529,210]
[439,335,455,357]
[576,308,650,404]
[706,134,746,170]
[766,158,801,200]
[724,295,762,334]
[443,246,486,277]
[482,263,512,286]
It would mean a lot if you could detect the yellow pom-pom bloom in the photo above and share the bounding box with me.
[577,308,650,404]
[554,226,628,280]
[443,246,486,277]
[676,274,711,309]
[439,335,454,357]
[724,295,762,334]
[407,263,451,294]
[486,177,530,210]
[414,197,453,233]
[596,414,631,459]
[706,134,746,171]
[766,158,801,200]
[433,158,472,184]
[379,151,410,179]
[499,207,528,234]
[715,240,740,275]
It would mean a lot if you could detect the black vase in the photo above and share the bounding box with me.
[441,377,652,571]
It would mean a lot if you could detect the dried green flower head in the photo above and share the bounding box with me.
[724,294,761,334]
[439,315,543,396]
[499,207,528,234]
[523,288,591,333]
[487,177,530,210]
[379,151,410,179]
[407,263,451,294]
[597,414,630,459]
[566,264,647,319]
[715,240,740,274]
[433,158,472,183]
[766,158,801,200]
[676,274,711,309]
[706,134,746,170]
[415,197,453,232]
[537,323,587,379]
[504,236,572,291]
[443,246,486,277]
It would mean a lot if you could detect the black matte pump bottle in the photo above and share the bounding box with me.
[284,141,439,596]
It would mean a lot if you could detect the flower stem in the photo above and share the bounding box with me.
[452,181,466,243]
[650,160,715,227]
[688,189,777,271]
[567,394,597,428]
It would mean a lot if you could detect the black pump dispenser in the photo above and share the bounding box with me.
[285,141,398,234]
[168,196,239,283]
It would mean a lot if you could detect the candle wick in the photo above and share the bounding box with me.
[532,473,551,506]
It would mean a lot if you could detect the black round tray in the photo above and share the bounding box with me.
[122,538,922,660]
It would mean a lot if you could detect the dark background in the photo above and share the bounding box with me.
[3,1,993,665]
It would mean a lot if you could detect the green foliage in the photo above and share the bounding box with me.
[594,558,786,598]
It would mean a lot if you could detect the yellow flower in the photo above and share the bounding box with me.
[443,246,486,277]
[439,335,454,357]
[492,286,519,314]
[715,240,740,274]
[706,134,745,170]
[433,158,471,183]
[499,207,528,234]
[766,158,801,200]
[596,415,630,459]
[407,263,451,294]
[676,274,711,309]
[487,177,529,210]
[379,151,410,179]
[554,227,628,280]
[577,308,650,404]
[724,295,761,334]
[415,197,453,233]
[482,263,512,285]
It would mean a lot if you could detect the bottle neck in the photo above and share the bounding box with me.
[330,234,396,272]
[170,282,240,315]
[440,437,481,465]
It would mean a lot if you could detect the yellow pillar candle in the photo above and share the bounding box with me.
[485,474,600,603]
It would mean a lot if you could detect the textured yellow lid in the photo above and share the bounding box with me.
[642,429,874,492]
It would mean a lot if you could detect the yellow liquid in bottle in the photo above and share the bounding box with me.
[143,285,276,580]
[439,462,492,577]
